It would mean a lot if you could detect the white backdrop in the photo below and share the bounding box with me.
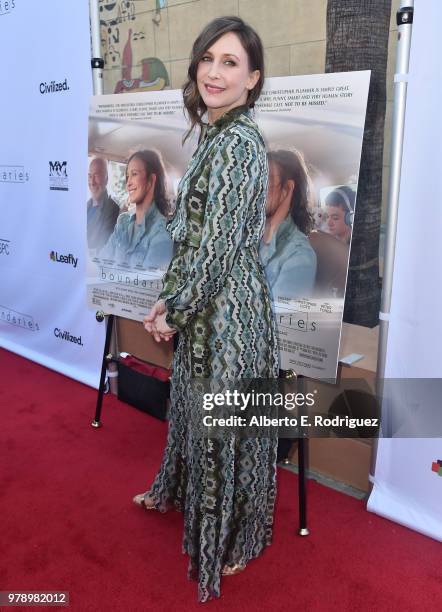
[0,1,104,387]
[367,0,442,541]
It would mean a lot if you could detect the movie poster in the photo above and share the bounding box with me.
[256,72,370,378]
[86,90,197,320]
[87,71,369,381]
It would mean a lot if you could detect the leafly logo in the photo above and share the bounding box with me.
[50,250,78,268]
[40,79,70,95]
[0,0,16,17]
[54,327,83,346]
[49,161,68,191]
[0,304,39,331]
[0,238,10,256]
[0,165,29,183]
[431,460,442,477]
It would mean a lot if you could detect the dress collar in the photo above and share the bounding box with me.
[203,104,251,138]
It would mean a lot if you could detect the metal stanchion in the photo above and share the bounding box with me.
[89,0,103,95]
[371,1,414,477]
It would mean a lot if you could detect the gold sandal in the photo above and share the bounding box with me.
[132,492,157,510]
[221,563,246,576]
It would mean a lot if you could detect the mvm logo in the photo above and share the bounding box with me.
[49,161,67,177]
[49,161,68,191]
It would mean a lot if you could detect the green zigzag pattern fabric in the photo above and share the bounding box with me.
[149,106,279,602]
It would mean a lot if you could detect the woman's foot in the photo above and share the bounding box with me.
[132,492,157,510]
[221,563,246,576]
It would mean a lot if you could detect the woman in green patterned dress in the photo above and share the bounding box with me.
[133,16,279,602]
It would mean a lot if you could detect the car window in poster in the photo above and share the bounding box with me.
[86,72,370,382]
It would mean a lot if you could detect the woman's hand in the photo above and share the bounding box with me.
[143,300,166,333]
[152,312,176,343]
[144,300,176,342]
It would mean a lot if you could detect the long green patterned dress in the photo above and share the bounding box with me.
[148,105,279,602]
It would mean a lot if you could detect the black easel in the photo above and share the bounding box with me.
[295,362,347,535]
[91,313,114,428]
[279,370,310,536]
[297,374,310,536]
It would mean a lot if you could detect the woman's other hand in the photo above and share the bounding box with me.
[144,301,176,342]
[152,312,176,343]
[144,300,166,333]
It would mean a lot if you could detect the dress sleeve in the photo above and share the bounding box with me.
[158,242,186,302]
[164,129,263,331]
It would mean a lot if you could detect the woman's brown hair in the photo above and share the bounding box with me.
[268,149,315,235]
[182,16,265,139]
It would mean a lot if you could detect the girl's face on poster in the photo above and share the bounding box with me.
[126,157,153,205]
[196,32,260,124]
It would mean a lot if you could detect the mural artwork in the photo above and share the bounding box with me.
[99,0,170,93]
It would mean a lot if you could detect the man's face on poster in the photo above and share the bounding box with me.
[326,204,350,242]
[88,159,108,201]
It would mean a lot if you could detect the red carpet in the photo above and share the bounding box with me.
[1,348,441,611]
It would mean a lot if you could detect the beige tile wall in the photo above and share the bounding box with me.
[100,0,327,93]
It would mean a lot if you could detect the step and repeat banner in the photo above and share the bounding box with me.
[368,0,442,541]
[87,72,369,381]
[0,1,104,387]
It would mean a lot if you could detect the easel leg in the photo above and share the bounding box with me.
[298,436,310,535]
[281,370,310,536]
[297,373,310,536]
[92,314,114,428]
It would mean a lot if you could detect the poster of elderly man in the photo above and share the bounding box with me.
[86,89,196,321]
[87,157,120,250]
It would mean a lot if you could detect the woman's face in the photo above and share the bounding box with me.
[196,32,260,123]
[126,157,151,205]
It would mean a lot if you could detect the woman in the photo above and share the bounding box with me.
[260,149,317,301]
[133,16,279,602]
[99,150,173,270]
